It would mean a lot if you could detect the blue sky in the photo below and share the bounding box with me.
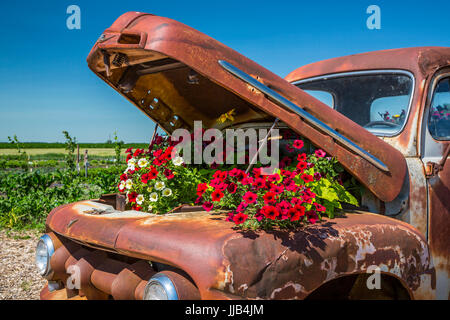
[0,0,449,143]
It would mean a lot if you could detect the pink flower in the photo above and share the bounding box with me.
[315,149,326,158]
[202,201,214,212]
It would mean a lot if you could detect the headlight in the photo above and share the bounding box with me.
[35,234,55,278]
[143,273,179,300]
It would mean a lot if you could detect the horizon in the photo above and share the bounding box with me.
[1,0,449,143]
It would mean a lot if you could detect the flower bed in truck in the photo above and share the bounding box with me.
[119,129,359,230]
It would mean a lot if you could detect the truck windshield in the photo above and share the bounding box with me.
[296,72,414,136]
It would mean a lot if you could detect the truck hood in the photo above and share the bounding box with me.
[86,12,406,202]
[46,200,433,299]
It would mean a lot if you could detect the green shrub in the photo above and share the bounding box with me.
[0,166,125,230]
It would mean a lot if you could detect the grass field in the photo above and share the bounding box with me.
[0,148,119,156]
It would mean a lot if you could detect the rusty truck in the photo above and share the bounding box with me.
[36,12,449,300]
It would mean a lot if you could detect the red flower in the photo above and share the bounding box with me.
[306,210,319,224]
[133,148,144,157]
[314,203,326,212]
[243,191,257,204]
[132,205,142,211]
[296,161,308,172]
[197,183,208,196]
[227,182,237,194]
[128,192,138,203]
[253,178,266,189]
[291,197,303,206]
[233,212,248,225]
[270,185,284,195]
[211,190,224,202]
[202,201,214,212]
[297,153,307,161]
[126,153,132,162]
[267,173,280,183]
[228,168,240,177]
[142,167,158,183]
[315,149,326,158]
[301,174,314,184]
[293,139,304,149]
[252,167,262,178]
[289,205,306,221]
[262,206,279,220]
[120,173,128,181]
[263,192,276,204]
[164,169,174,179]
[125,148,133,154]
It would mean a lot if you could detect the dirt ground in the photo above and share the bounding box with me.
[0,229,46,300]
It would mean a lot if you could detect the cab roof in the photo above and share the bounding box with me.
[286,47,450,83]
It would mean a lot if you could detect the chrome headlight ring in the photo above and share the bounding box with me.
[143,273,179,300]
[35,234,55,279]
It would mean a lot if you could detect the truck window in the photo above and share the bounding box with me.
[428,77,450,140]
[296,71,414,136]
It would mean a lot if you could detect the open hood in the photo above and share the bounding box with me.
[86,12,407,202]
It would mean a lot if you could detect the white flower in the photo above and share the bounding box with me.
[172,156,184,166]
[155,181,165,191]
[149,192,158,202]
[138,158,148,168]
[125,163,135,173]
[128,158,136,165]
[162,188,172,197]
[118,181,126,191]
[136,194,144,205]
[148,205,153,212]
[125,179,133,190]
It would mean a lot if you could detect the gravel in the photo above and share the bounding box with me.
[0,229,46,300]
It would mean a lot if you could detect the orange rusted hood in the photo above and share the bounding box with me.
[46,200,434,299]
[86,12,407,202]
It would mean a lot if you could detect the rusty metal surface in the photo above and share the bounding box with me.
[85,12,407,202]
[426,145,450,299]
[44,201,435,300]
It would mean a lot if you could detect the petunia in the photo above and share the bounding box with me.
[301,174,314,184]
[296,161,308,172]
[172,156,184,166]
[136,194,144,205]
[243,191,257,204]
[315,149,326,158]
[227,182,237,194]
[306,210,319,224]
[196,183,208,196]
[125,179,133,190]
[162,188,172,197]
[263,192,276,205]
[297,153,307,162]
[149,192,158,202]
[293,139,304,149]
[233,212,248,225]
[262,205,279,220]
[202,201,214,212]
[138,158,149,168]
[164,168,174,179]
[155,181,165,191]
[211,190,224,202]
